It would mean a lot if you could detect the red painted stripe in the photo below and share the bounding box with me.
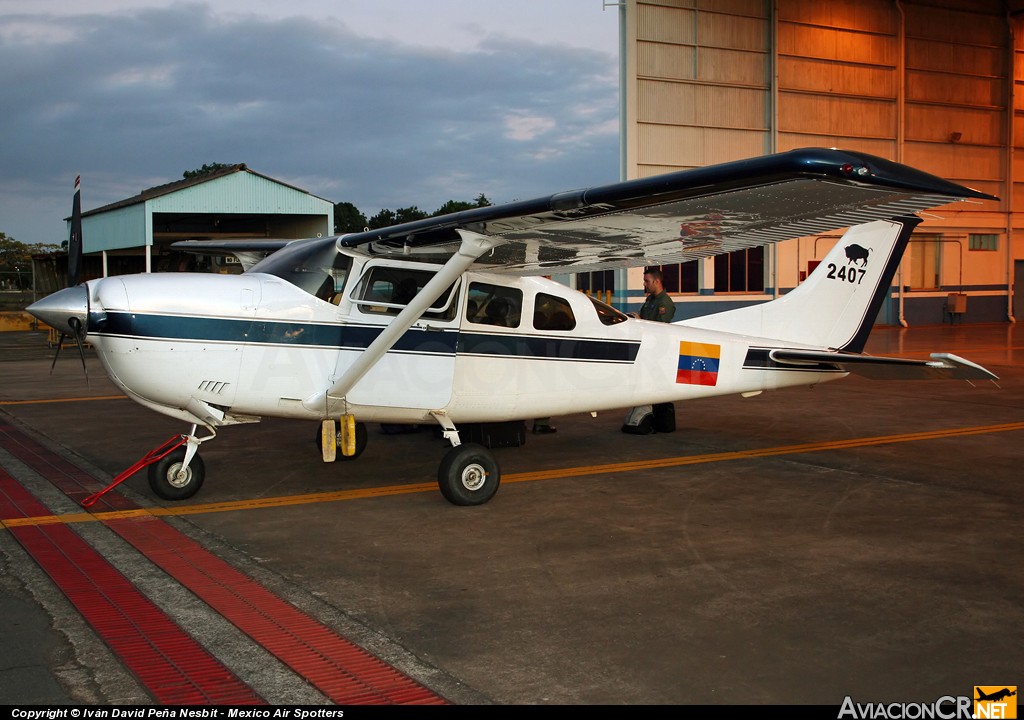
[0,468,264,705]
[0,424,448,705]
[107,515,446,705]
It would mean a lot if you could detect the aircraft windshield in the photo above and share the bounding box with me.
[588,295,629,326]
[249,237,351,301]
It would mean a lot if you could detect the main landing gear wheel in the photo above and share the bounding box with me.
[148,448,205,500]
[314,421,368,461]
[437,443,500,506]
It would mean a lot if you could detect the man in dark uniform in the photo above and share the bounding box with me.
[623,268,677,434]
[631,268,675,323]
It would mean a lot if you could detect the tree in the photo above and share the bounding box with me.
[0,231,60,290]
[433,194,492,216]
[367,209,398,229]
[183,163,235,179]
[340,196,493,231]
[334,202,367,234]
[367,206,429,230]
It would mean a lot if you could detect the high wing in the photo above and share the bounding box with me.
[767,349,998,381]
[335,147,996,274]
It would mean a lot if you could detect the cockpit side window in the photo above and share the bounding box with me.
[467,282,522,328]
[533,293,576,331]
[249,237,351,301]
[353,267,459,320]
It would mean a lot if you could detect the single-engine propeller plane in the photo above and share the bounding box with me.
[28,148,999,506]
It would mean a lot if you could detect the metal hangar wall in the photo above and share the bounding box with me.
[619,0,1023,325]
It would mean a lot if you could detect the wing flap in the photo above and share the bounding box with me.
[768,349,999,381]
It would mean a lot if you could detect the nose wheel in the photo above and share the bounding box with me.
[149,448,206,500]
[148,425,211,501]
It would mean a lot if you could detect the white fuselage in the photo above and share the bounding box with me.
[82,252,838,430]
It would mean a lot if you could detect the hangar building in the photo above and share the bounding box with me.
[76,164,333,278]
[604,0,1024,326]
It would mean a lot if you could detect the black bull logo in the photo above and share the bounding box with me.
[844,243,871,266]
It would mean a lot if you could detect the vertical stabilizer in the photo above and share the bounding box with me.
[680,217,920,351]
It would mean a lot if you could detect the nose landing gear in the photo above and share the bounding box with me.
[81,425,213,507]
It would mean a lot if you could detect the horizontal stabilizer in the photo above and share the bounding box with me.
[768,349,998,381]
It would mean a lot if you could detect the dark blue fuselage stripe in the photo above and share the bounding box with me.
[91,311,639,362]
[458,332,638,362]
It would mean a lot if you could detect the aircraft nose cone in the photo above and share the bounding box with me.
[27,285,89,336]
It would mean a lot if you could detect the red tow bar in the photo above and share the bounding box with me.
[81,435,188,508]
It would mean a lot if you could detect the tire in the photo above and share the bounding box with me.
[148,448,205,500]
[437,443,500,506]
[652,402,676,433]
[314,421,368,461]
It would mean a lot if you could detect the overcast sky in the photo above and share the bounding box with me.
[0,1,621,245]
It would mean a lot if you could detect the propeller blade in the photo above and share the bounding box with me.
[49,332,66,373]
[69,317,89,385]
[68,175,83,287]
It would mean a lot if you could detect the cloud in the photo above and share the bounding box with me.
[503,113,557,142]
[0,2,618,243]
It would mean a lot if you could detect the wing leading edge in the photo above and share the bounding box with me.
[337,147,997,275]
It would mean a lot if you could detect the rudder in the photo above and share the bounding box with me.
[680,217,920,351]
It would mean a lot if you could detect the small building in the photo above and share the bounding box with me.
[75,164,333,277]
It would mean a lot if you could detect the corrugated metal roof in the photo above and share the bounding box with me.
[80,164,332,218]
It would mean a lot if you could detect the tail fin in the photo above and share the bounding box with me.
[680,217,920,351]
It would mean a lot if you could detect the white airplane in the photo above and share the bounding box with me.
[28,148,999,506]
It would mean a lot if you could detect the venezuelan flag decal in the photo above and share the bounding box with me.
[677,341,720,386]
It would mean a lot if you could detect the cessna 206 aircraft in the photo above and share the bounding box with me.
[28,148,999,507]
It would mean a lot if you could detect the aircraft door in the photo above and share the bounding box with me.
[345,264,459,409]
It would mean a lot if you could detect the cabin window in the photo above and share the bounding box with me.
[466,282,522,328]
[533,293,576,331]
[353,267,458,320]
[249,236,352,301]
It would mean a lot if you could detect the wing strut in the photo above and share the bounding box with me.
[302,230,500,413]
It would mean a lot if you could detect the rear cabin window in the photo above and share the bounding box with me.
[353,267,458,320]
[533,293,576,331]
[466,282,522,328]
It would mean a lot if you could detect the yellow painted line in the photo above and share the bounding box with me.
[0,395,127,406]
[3,420,1023,530]
[504,421,1024,482]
